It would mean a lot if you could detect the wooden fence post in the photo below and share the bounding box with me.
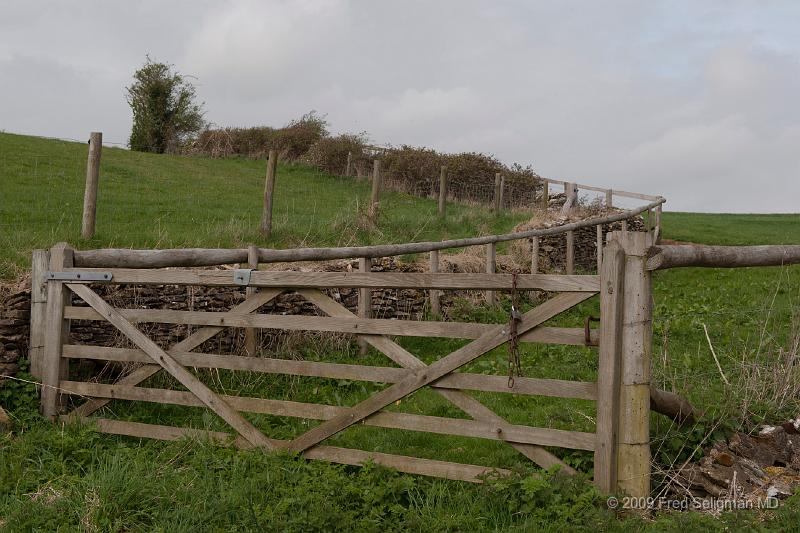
[429,250,441,315]
[493,173,502,213]
[561,182,578,216]
[29,249,49,379]
[260,150,278,236]
[540,180,549,210]
[593,239,625,493]
[614,231,653,499]
[654,204,662,243]
[244,245,259,356]
[41,242,74,419]
[596,225,603,273]
[566,230,575,274]
[531,236,539,274]
[438,166,447,218]
[370,160,381,219]
[358,257,372,355]
[605,189,613,209]
[81,132,102,239]
[345,151,352,176]
[485,243,496,305]
[499,176,505,210]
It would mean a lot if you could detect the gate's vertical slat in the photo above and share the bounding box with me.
[358,257,372,355]
[429,250,440,316]
[485,243,496,305]
[616,231,653,500]
[593,240,625,492]
[29,249,49,379]
[41,243,73,418]
[244,245,259,356]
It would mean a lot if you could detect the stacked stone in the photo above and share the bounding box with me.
[0,285,31,381]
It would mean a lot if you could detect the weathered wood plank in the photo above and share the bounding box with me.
[58,269,602,292]
[287,292,596,453]
[64,306,598,344]
[29,249,50,379]
[66,417,508,483]
[66,283,275,450]
[62,345,598,400]
[41,243,73,418]
[593,241,625,493]
[60,381,596,450]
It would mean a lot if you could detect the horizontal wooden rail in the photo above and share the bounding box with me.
[63,417,508,483]
[647,244,800,270]
[72,199,665,268]
[539,177,662,201]
[63,307,598,344]
[61,381,596,450]
[62,345,599,400]
[57,269,601,292]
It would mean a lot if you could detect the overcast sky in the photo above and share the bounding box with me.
[2,1,799,212]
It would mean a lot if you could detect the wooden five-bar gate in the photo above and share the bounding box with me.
[33,231,654,497]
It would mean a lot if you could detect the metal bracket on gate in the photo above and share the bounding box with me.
[233,269,253,286]
[45,271,113,282]
[584,315,600,347]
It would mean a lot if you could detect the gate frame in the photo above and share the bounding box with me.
[33,232,653,497]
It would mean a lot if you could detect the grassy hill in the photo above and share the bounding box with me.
[0,132,528,279]
[2,132,800,530]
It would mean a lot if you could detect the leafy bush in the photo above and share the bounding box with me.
[304,133,370,175]
[189,111,328,160]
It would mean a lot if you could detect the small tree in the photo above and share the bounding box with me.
[126,57,205,153]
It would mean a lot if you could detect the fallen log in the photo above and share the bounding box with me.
[650,386,700,424]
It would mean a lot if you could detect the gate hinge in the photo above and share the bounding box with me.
[45,271,113,282]
[233,269,253,286]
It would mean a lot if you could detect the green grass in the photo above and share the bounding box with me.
[0,132,527,279]
[2,133,800,531]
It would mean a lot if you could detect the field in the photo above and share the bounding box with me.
[2,133,800,531]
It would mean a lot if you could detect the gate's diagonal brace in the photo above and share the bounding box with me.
[67,289,284,419]
[298,288,579,472]
[66,283,275,450]
[287,291,595,454]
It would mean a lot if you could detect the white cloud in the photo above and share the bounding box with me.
[1,1,799,212]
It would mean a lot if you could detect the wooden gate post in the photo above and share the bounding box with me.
[605,189,613,209]
[594,238,625,492]
[260,150,278,236]
[29,249,49,379]
[613,231,653,499]
[41,243,74,419]
[438,165,447,218]
[81,132,102,239]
